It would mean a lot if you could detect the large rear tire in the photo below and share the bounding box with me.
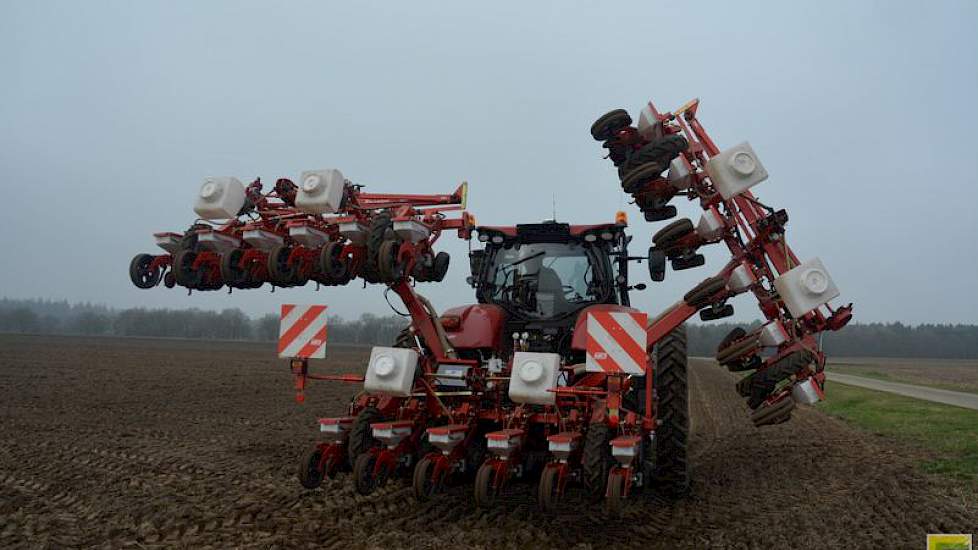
[653,324,689,497]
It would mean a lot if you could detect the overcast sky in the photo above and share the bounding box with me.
[1,1,976,324]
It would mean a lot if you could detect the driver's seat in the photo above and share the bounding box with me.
[536,266,569,315]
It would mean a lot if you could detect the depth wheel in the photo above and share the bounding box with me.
[606,470,626,516]
[319,242,350,283]
[621,162,666,193]
[171,250,198,288]
[590,109,632,141]
[363,211,393,283]
[129,253,161,289]
[652,218,694,248]
[412,456,439,501]
[473,463,498,508]
[297,447,325,489]
[220,248,246,288]
[537,466,562,512]
[353,453,379,495]
[683,275,726,309]
[266,245,296,286]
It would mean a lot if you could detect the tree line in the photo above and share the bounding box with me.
[2,298,977,358]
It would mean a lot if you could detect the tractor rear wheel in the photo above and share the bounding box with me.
[347,406,383,466]
[653,325,690,497]
[582,421,614,501]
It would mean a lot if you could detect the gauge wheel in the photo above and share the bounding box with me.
[297,447,325,489]
[591,109,632,141]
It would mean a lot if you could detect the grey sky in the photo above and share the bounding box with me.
[1,1,976,324]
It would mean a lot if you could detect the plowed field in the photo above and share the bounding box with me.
[1,335,975,549]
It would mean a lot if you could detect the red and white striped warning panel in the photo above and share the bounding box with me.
[278,304,328,359]
[585,310,648,374]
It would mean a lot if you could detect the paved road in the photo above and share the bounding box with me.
[827,372,978,411]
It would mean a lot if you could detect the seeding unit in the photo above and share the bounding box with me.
[130,98,851,512]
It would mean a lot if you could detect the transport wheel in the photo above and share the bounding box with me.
[412,457,439,501]
[653,325,690,497]
[748,351,815,410]
[297,447,325,489]
[606,470,626,516]
[266,245,296,286]
[582,422,614,501]
[163,271,176,288]
[171,250,199,288]
[363,211,393,283]
[353,453,379,495]
[537,466,562,512]
[220,249,247,287]
[347,407,383,466]
[683,275,726,309]
[430,251,450,282]
[473,463,498,508]
[319,242,349,284]
[129,254,161,289]
[652,218,694,248]
[590,109,632,141]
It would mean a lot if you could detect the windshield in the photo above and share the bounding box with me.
[483,242,611,317]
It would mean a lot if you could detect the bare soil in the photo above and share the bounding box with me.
[1,334,975,549]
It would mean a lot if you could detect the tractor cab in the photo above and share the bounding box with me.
[452,219,638,359]
[473,220,631,316]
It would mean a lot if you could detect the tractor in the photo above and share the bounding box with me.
[129,97,852,512]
